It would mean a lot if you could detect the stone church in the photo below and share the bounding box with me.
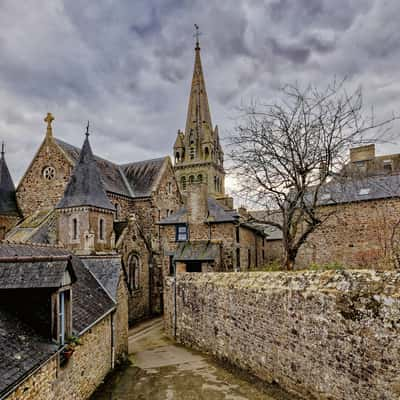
[0,37,265,326]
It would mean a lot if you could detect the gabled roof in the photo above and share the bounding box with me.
[121,157,167,197]
[56,135,115,211]
[0,151,19,216]
[0,258,75,289]
[55,138,167,199]
[158,197,239,225]
[80,256,122,302]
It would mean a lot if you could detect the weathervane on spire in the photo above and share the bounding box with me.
[194,24,201,49]
[85,120,90,138]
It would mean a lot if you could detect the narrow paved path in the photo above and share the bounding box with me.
[91,318,297,400]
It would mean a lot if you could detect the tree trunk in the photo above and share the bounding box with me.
[284,250,297,271]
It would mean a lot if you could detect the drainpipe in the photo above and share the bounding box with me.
[173,259,177,339]
[111,313,115,369]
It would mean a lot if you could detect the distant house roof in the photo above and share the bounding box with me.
[174,242,221,261]
[158,197,239,225]
[56,135,115,211]
[55,138,167,199]
[0,152,19,216]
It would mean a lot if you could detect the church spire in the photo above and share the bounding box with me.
[184,24,213,145]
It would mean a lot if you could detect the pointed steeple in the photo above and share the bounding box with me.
[56,126,114,211]
[184,26,213,147]
[0,143,19,216]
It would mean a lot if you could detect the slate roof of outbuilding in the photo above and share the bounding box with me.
[56,135,115,211]
[0,308,58,398]
[158,197,239,225]
[0,243,117,396]
[0,259,75,289]
[0,153,19,216]
[80,257,122,302]
[174,242,220,261]
[55,138,167,199]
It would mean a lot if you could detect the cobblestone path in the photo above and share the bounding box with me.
[91,318,298,400]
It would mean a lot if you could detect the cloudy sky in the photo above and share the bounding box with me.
[1,0,400,188]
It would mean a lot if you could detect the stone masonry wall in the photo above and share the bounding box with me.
[5,315,112,400]
[164,271,400,400]
[297,198,400,269]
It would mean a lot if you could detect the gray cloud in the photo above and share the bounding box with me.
[0,0,399,191]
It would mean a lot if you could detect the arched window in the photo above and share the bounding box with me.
[175,152,180,163]
[128,254,140,290]
[72,218,78,241]
[204,147,209,159]
[197,174,203,183]
[99,218,105,241]
[214,176,217,190]
[189,175,194,184]
[181,176,187,190]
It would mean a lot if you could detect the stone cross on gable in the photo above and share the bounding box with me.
[44,112,54,138]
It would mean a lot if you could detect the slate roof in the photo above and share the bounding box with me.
[314,173,400,205]
[158,197,239,225]
[174,242,221,261]
[56,135,115,211]
[0,259,75,289]
[121,157,167,197]
[0,308,58,398]
[0,153,19,216]
[81,257,122,302]
[55,138,167,199]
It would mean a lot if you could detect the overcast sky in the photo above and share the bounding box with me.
[1,0,400,190]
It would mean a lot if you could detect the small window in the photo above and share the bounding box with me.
[43,166,56,181]
[181,176,187,191]
[189,175,194,185]
[72,218,78,241]
[176,224,188,242]
[383,159,393,172]
[205,147,210,159]
[99,218,105,241]
[190,146,196,160]
[359,188,370,196]
[128,255,140,290]
[197,174,203,183]
[248,249,251,268]
[175,152,180,163]
[115,203,119,220]
[236,248,241,271]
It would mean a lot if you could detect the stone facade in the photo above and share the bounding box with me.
[16,136,73,217]
[296,197,400,269]
[164,270,400,400]
[5,315,113,400]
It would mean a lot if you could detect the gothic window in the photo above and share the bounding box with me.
[189,175,194,184]
[167,182,172,194]
[204,147,209,159]
[214,176,217,190]
[181,176,187,190]
[72,218,78,241]
[99,218,105,241]
[197,174,203,183]
[43,166,56,181]
[128,254,140,290]
[175,152,180,163]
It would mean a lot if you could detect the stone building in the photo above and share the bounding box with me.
[160,38,266,274]
[0,242,128,400]
[0,145,20,239]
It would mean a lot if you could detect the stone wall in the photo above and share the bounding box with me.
[164,271,400,400]
[16,137,73,217]
[296,198,400,269]
[115,274,129,360]
[5,315,113,400]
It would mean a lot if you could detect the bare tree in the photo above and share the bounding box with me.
[229,80,395,270]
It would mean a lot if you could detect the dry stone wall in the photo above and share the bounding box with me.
[164,271,400,400]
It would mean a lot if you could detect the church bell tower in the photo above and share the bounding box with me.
[174,26,225,199]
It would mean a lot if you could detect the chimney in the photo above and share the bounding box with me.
[186,181,208,223]
[350,144,375,163]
